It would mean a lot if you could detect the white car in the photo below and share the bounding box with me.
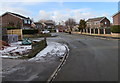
[42,30,50,34]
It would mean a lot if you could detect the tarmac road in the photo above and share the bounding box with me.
[2,33,118,82]
[50,33,118,81]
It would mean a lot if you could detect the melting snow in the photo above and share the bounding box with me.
[0,41,32,58]
[0,41,68,61]
[29,42,67,61]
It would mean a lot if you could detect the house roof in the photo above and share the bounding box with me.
[44,22,55,25]
[1,12,30,19]
[112,11,120,17]
[34,22,42,25]
[86,17,106,22]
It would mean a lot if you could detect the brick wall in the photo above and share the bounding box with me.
[1,13,23,28]
[100,18,110,27]
[113,12,120,25]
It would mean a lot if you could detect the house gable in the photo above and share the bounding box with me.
[112,11,120,25]
[86,17,110,28]
[1,12,29,20]
[1,13,23,28]
[1,12,32,29]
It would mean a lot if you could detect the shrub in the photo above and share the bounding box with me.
[110,25,120,33]
[28,39,47,58]
[37,33,51,37]
[22,29,38,34]
[3,26,16,30]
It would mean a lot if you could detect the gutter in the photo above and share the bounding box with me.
[47,45,69,83]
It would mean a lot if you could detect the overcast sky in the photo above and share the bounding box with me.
[0,1,119,23]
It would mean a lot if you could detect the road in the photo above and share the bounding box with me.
[49,33,118,81]
[2,33,118,82]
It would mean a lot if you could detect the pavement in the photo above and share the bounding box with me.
[2,59,60,82]
[2,40,67,83]
[72,32,120,39]
[48,33,118,81]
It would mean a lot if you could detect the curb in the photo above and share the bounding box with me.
[83,34,120,39]
[71,32,120,39]
[47,45,69,83]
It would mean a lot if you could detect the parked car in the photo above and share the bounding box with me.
[42,30,50,34]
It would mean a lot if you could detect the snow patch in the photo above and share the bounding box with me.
[0,41,32,58]
[29,42,67,62]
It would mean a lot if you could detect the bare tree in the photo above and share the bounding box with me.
[65,18,76,34]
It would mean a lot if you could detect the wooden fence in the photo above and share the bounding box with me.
[7,29,23,40]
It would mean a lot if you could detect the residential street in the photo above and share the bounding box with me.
[1,1,119,83]
[48,33,118,81]
[2,33,118,82]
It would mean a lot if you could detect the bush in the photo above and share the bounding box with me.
[3,26,16,30]
[28,39,47,58]
[22,29,38,34]
[110,25,120,33]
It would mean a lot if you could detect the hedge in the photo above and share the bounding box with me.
[22,29,38,34]
[3,26,17,30]
[28,39,47,58]
[110,25,120,33]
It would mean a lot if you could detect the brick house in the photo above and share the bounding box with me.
[86,17,110,29]
[34,22,43,30]
[44,20,55,29]
[0,12,32,29]
[112,11,120,25]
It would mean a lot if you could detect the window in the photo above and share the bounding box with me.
[24,20,27,24]
[28,20,31,24]
[104,22,107,25]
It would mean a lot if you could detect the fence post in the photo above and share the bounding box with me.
[21,29,23,40]
[86,29,88,33]
[104,29,106,34]
[83,29,84,33]
[90,28,91,34]
[111,32,112,35]
[94,29,95,34]
[98,28,100,34]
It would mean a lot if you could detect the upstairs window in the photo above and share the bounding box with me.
[104,22,107,25]
[28,20,31,24]
[24,20,27,24]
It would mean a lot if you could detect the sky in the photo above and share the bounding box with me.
[0,1,119,24]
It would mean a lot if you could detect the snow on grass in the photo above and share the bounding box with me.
[0,55,21,59]
[0,47,18,54]
[29,42,67,61]
[10,41,22,46]
[0,41,32,58]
